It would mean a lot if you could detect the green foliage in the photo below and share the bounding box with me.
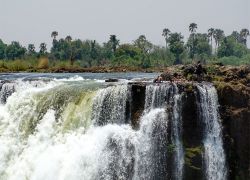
[109,35,119,53]
[185,146,203,170]
[0,26,250,71]
[217,55,250,66]
[0,39,7,59]
[167,144,176,154]
[5,41,26,60]
[187,33,211,60]
[218,36,248,58]
[168,33,185,64]
[39,43,47,55]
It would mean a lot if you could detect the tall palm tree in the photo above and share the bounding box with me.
[189,23,198,34]
[51,31,58,40]
[208,28,214,51]
[189,23,198,59]
[109,35,119,53]
[213,29,224,53]
[162,28,171,48]
[240,29,249,46]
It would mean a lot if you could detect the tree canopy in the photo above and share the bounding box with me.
[0,26,249,68]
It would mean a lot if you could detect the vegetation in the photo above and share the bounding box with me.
[185,146,203,170]
[0,24,249,72]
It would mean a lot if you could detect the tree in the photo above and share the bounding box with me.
[162,28,171,48]
[231,31,241,43]
[187,33,211,61]
[0,39,7,59]
[240,29,249,46]
[168,33,185,64]
[65,36,72,42]
[39,43,47,55]
[213,29,225,53]
[109,35,119,53]
[218,36,248,58]
[189,23,198,34]
[51,31,58,40]
[28,44,36,54]
[90,40,98,60]
[133,35,153,68]
[208,28,214,52]
[5,41,26,60]
[134,35,153,54]
[189,23,198,59]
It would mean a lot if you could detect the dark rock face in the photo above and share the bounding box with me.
[181,88,204,180]
[128,80,249,179]
[129,83,146,129]
[216,83,250,180]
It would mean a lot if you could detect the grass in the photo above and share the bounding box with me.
[0,56,249,73]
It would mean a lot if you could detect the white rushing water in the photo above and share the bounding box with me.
[0,78,228,180]
[197,84,227,180]
[92,85,129,125]
[144,83,184,180]
[0,79,170,180]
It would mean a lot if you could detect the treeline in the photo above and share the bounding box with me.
[0,23,249,70]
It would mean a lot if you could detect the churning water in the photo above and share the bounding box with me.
[0,74,227,180]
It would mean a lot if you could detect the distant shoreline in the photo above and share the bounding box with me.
[0,66,166,74]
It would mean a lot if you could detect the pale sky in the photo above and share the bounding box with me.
[0,0,249,49]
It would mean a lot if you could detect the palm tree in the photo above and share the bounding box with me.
[208,28,214,51]
[51,31,58,40]
[189,23,198,34]
[240,29,249,46]
[39,43,47,54]
[109,35,119,53]
[231,31,240,43]
[213,29,224,53]
[189,23,198,59]
[65,35,72,42]
[162,28,171,48]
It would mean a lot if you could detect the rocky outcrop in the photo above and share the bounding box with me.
[215,82,250,180]
[159,65,250,179]
[130,64,250,179]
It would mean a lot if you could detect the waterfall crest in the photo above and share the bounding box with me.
[92,85,129,125]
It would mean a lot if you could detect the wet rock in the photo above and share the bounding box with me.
[105,78,119,82]
[181,88,204,179]
[216,82,250,179]
[129,83,146,129]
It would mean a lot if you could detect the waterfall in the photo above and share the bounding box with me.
[144,84,170,110]
[0,81,136,180]
[0,77,229,180]
[133,108,168,180]
[92,85,129,125]
[144,83,184,180]
[171,88,184,180]
[197,84,227,180]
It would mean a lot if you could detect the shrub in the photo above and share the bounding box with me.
[37,58,49,69]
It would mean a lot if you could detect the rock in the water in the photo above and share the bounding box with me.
[105,78,119,82]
